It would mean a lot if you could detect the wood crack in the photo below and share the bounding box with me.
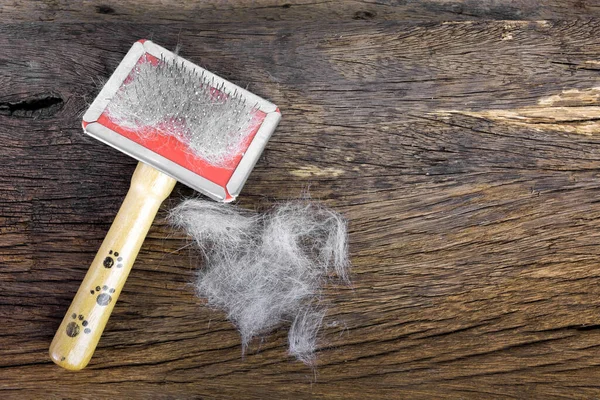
[0,95,64,119]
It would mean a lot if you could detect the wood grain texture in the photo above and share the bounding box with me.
[2,0,600,23]
[3,7,600,400]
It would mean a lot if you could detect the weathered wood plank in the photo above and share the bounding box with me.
[2,0,600,23]
[2,18,600,399]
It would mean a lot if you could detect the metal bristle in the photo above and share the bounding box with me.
[106,55,258,166]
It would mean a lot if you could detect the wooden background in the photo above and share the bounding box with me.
[3,1,600,398]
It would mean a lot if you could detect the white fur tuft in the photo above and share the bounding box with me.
[169,200,350,365]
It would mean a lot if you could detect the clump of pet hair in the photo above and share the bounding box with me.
[169,200,350,365]
[106,55,258,166]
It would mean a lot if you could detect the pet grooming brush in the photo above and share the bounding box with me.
[49,40,280,370]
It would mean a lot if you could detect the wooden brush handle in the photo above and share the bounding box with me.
[49,162,176,371]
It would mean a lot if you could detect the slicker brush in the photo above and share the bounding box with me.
[49,40,281,370]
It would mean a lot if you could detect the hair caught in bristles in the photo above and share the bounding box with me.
[107,55,259,166]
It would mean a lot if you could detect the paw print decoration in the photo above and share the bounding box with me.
[65,286,115,338]
[90,285,115,306]
[65,313,91,337]
[103,249,124,269]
